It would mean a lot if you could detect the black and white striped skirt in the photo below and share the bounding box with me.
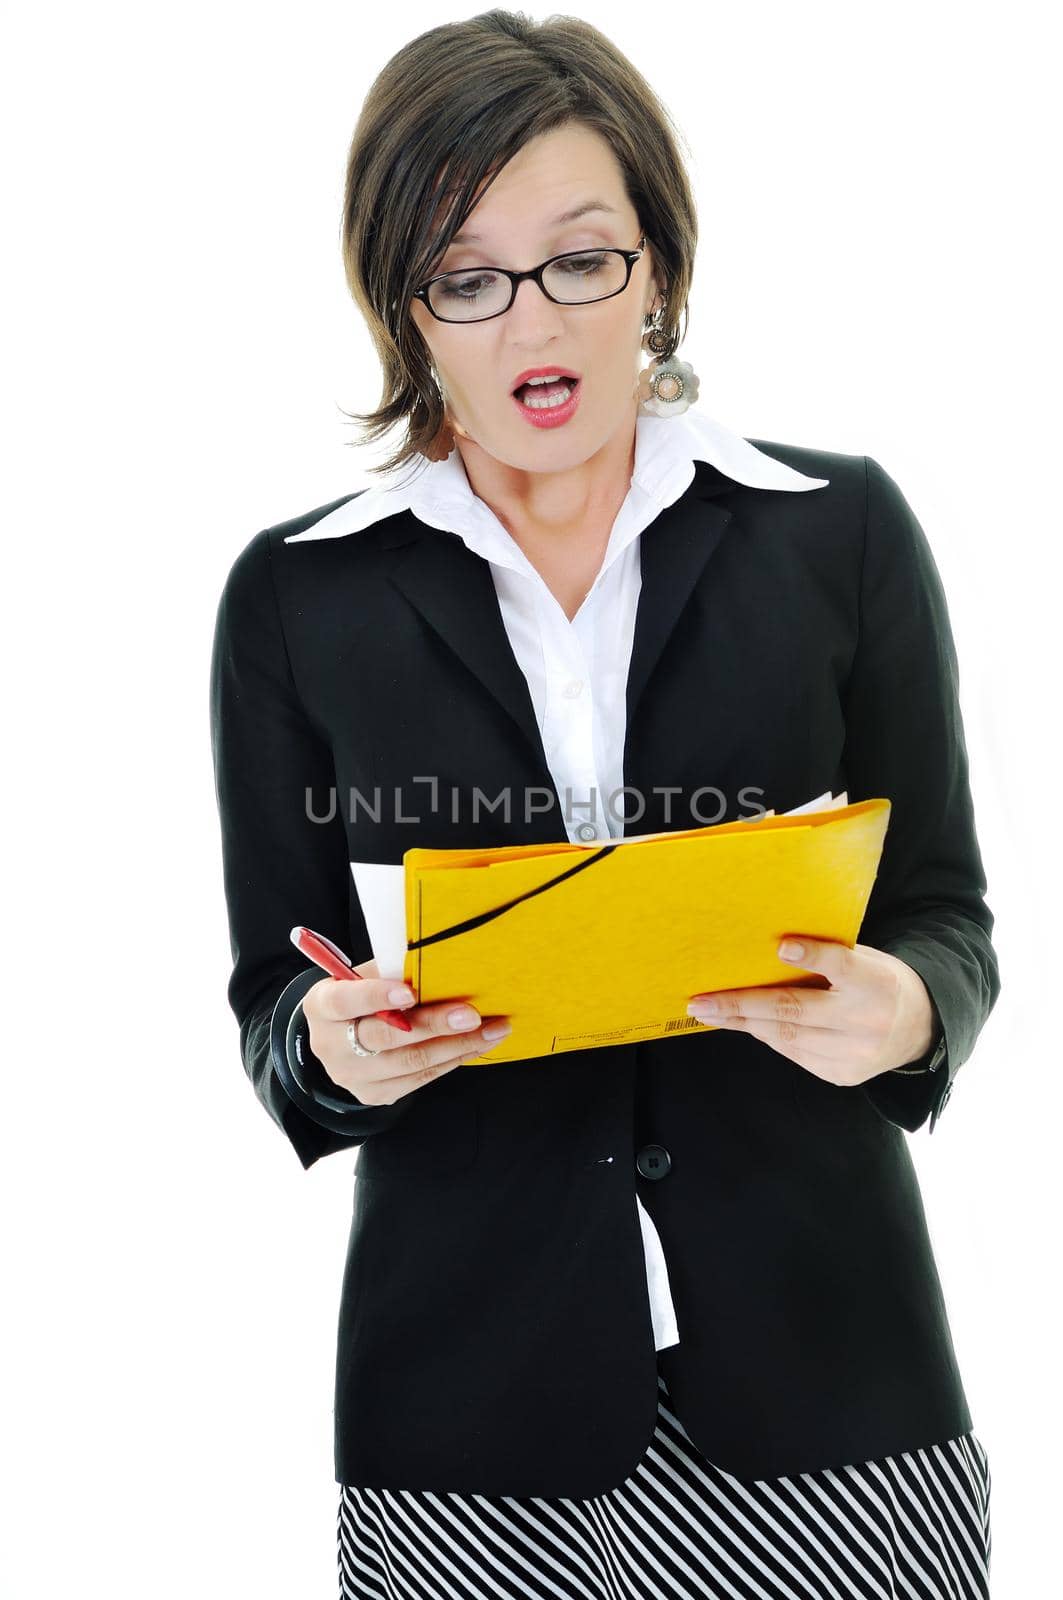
[337,1372,991,1599]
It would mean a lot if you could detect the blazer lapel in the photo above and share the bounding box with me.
[625,466,735,729]
[382,521,551,779]
[381,463,737,820]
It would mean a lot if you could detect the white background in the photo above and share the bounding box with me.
[3,2,1058,1594]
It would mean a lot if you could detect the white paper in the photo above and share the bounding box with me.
[349,861,407,982]
[782,788,848,816]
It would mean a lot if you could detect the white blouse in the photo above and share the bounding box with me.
[289,406,828,1349]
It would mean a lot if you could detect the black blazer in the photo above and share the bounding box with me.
[209,440,1000,1496]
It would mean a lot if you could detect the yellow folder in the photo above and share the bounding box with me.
[401,797,891,1063]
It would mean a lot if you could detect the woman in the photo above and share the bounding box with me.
[210,12,998,1599]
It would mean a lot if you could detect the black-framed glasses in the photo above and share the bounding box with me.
[413,233,647,324]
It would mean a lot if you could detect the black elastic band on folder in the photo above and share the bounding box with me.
[406,842,618,952]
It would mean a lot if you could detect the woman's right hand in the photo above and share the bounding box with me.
[302,958,512,1105]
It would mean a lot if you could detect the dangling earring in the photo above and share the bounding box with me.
[423,371,475,461]
[423,367,455,461]
[423,413,455,462]
[637,303,700,418]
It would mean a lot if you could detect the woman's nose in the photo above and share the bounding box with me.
[505,274,567,332]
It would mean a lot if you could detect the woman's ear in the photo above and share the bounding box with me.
[647,274,668,320]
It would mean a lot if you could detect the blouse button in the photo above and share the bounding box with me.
[576,822,599,842]
[563,678,584,698]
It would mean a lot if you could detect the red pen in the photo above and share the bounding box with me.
[289,926,415,1032]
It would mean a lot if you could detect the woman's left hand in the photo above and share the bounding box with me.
[687,936,937,1086]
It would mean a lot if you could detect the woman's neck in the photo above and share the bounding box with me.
[454,414,637,616]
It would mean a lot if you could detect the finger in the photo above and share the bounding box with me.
[691,1013,839,1049]
[354,1048,467,1103]
[688,985,843,1028]
[693,1011,879,1076]
[313,976,419,1024]
[354,997,489,1055]
[776,935,854,984]
[356,1023,507,1101]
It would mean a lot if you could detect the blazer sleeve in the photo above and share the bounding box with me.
[209,527,411,1169]
[844,455,1001,1134]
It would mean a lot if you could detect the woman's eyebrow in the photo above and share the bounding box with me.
[447,199,619,248]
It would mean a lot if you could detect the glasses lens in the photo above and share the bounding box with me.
[427,270,512,322]
[542,249,627,304]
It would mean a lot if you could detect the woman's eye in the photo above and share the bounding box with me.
[556,253,607,275]
[439,273,497,300]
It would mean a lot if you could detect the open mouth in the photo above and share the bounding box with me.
[505,372,582,425]
[511,375,582,413]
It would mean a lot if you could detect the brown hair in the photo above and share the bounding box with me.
[338,9,698,480]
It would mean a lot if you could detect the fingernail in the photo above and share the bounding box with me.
[448,1006,480,1029]
[388,985,415,1005]
[482,1020,512,1041]
[688,999,718,1016]
[779,940,805,961]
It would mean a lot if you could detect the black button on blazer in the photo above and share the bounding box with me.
[209,442,1000,1496]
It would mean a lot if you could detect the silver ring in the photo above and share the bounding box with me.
[347,1017,380,1057]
